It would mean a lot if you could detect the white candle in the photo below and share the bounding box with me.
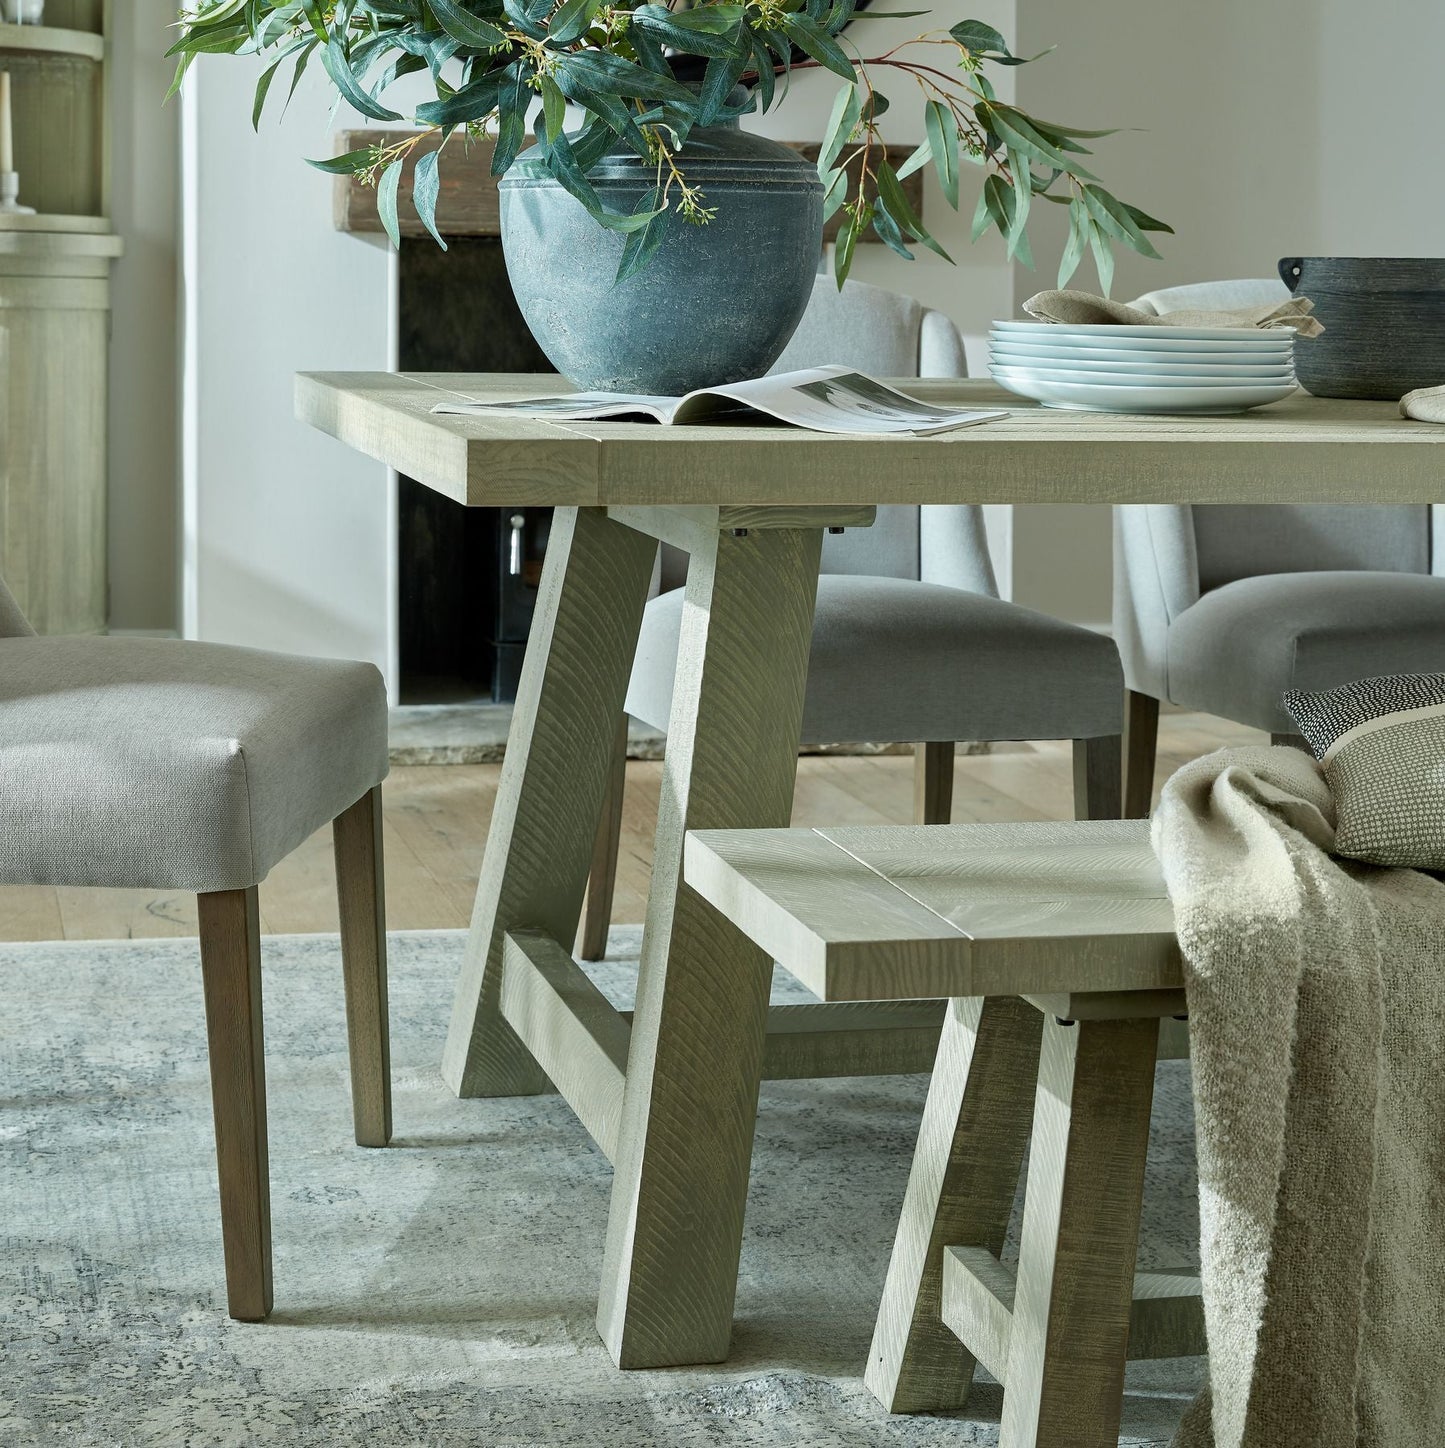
[0,73,12,175]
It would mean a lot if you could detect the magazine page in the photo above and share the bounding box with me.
[430,390,678,423]
[672,366,1008,436]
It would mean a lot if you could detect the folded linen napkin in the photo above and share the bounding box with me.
[1400,384,1445,423]
[1022,288,1324,336]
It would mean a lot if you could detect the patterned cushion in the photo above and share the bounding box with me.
[1283,673,1445,867]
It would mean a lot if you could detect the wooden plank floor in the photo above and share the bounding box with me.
[0,712,1258,942]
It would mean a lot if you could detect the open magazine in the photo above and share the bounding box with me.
[429,366,1007,438]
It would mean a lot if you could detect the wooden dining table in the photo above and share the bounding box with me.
[297,372,1445,1372]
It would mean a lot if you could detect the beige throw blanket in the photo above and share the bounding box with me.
[1153,747,1445,1448]
[1022,288,1324,337]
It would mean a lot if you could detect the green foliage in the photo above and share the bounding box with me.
[169,1,1169,290]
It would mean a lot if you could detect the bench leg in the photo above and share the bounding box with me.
[1001,1014,1158,1448]
[197,886,272,1321]
[865,996,1042,1413]
[578,716,629,961]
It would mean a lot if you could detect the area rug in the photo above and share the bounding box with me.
[0,929,1204,1446]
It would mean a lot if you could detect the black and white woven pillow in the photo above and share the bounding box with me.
[1283,672,1445,868]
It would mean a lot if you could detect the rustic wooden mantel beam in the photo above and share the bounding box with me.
[333,128,923,244]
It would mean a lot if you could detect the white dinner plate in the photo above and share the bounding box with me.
[992,319,1299,344]
[988,332,1294,360]
[988,349,1293,379]
[991,364,1292,389]
[988,368,1298,414]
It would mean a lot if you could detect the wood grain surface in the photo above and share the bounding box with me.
[440,507,657,1098]
[597,523,823,1369]
[865,995,1042,1413]
[332,786,392,1148]
[684,819,1182,1003]
[197,886,272,1322]
[298,372,1445,509]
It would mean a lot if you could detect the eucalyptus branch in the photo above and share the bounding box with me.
[168,2,1170,291]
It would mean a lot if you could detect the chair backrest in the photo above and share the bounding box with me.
[768,277,995,595]
[0,572,34,638]
[1191,505,1430,591]
[1124,281,1432,587]
[1128,277,1292,315]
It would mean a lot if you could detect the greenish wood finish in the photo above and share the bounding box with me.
[440,506,658,1097]
[598,522,824,1369]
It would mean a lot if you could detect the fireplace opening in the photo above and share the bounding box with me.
[396,236,554,704]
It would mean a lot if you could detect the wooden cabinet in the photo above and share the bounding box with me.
[0,0,120,634]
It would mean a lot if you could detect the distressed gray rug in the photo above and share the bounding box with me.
[1,929,1204,1447]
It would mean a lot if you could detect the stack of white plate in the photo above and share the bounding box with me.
[988,320,1298,414]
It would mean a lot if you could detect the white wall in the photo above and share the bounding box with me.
[107,2,182,631]
[182,61,394,673]
[1009,0,1445,628]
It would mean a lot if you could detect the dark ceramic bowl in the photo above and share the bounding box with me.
[1281,256,1445,400]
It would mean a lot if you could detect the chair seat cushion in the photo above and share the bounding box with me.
[627,575,1123,744]
[1168,571,1445,732]
[0,636,388,892]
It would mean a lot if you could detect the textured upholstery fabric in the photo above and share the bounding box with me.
[626,574,1122,744]
[1283,671,1445,759]
[919,308,969,377]
[1192,504,1428,591]
[1284,673,1445,867]
[1112,505,1199,698]
[1128,277,1291,315]
[919,504,999,597]
[820,505,920,580]
[0,574,35,639]
[0,636,388,892]
[1167,572,1445,732]
[818,505,1000,597]
[772,276,927,378]
[778,276,996,592]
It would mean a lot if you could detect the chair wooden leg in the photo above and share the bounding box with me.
[914,741,955,825]
[1072,734,1123,821]
[1000,1014,1158,1448]
[865,996,1042,1414]
[333,784,392,1148]
[197,886,272,1322]
[1123,690,1160,819]
[578,716,629,961]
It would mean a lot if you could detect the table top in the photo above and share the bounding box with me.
[683,819,1180,1003]
[296,371,1445,509]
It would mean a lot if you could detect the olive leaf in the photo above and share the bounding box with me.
[170,4,1169,289]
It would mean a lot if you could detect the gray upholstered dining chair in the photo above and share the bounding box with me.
[0,573,392,1321]
[1116,502,1445,814]
[1115,276,1445,815]
[578,278,1126,957]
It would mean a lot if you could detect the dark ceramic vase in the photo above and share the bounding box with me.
[1280,256,1445,400]
[500,121,823,395]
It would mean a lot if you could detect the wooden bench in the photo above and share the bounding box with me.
[684,817,1205,1448]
